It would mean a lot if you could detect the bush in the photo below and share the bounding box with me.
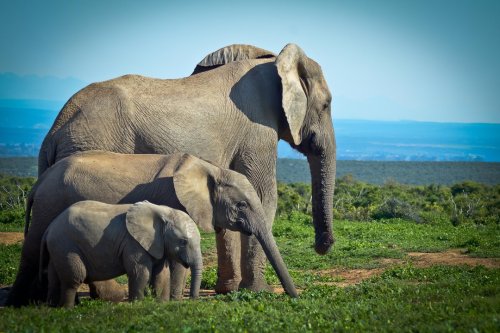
[277,176,498,226]
[372,198,422,223]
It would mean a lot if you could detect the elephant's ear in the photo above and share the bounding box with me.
[173,154,218,232]
[125,201,165,260]
[275,43,308,145]
[192,44,276,75]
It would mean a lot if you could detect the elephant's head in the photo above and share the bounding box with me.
[192,43,336,255]
[275,44,336,255]
[125,201,203,299]
[173,154,298,297]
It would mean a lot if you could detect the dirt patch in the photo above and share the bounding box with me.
[316,268,385,287]
[407,249,500,269]
[316,249,500,287]
[0,232,24,245]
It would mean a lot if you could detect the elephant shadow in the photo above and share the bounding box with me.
[118,177,184,211]
[229,63,282,129]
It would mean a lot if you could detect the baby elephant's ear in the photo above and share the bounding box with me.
[125,201,164,259]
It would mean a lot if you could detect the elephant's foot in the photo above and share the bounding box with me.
[89,280,127,302]
[239,278,273,293]
[214,278,241,294]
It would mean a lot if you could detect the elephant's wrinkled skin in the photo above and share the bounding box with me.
[41,201,202,307]
[30,43,335,299]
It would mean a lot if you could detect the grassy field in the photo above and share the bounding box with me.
[1,211,499,332]
[0,173,499,331]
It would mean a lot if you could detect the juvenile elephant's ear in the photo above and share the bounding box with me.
[125,201,165,260]
[275,43,308,145]
[192,44,276,75]
[173,154,218,232]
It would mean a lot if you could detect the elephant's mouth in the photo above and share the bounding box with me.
[241,230,252,236]
[179,259,190,268]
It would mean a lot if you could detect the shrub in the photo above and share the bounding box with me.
[372,198,422,223]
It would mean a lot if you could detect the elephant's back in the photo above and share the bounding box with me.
[62,151,180,183]
[58,151,181,204]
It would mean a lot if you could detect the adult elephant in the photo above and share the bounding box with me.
[36,43,336,295]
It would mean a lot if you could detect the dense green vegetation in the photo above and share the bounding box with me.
[278,176,499,227]
[0,174,35,231]
[0,174,499,331]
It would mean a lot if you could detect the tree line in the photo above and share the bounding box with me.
[1,174,499,229]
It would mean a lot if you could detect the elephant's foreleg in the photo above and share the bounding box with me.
[169,260,187,300]
[89,280,127,302]
[239,174,277,292]
[239,234,273,292]
[215,229,242,293]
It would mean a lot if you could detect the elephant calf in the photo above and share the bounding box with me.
[40,200,202,308]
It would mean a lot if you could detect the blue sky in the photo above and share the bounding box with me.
[1,0,499,123]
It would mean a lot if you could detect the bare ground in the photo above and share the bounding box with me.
[1,232,499,302]
[0,232,24,245]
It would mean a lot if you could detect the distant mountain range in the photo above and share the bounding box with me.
[1,72,499,161]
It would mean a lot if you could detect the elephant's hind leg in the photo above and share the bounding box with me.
[59,284,79,308]
[151,262,170,302]
[6,231,45,306]
[47,261,60,307]
[53,253,85,308]
[127,265,152,301]
[239,234,273,292]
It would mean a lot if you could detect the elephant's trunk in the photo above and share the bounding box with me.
[189,253,203,299]
[255,229,298,297]
[307,128,336,255]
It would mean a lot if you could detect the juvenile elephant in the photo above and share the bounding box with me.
[35,42,335,297]
[40,200,202,307]
[8,152,297,306]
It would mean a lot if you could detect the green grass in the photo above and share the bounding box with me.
[1,266,498,332]
[272,212,500,273]
[0,243,22,285]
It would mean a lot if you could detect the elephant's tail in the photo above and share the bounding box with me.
[39,229,50,284]
[24,180,38,237]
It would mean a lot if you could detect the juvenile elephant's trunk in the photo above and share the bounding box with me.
[189,255,203,299]
[255,229,298,297]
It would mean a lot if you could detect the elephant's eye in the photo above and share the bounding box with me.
[236,201,248,210]
[179,239,188,246]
